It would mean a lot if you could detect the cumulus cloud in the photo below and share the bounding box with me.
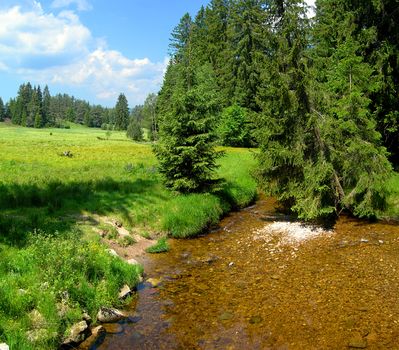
[0,2,167,106]
[51,0,92,12]
[21,49,168,104]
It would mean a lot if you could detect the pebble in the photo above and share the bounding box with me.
[147,278,162,287]
[219,312,233,321]
[103,323,124,334]
[360,238,369,243]
[249,315,263,324]
[228,262,234,267]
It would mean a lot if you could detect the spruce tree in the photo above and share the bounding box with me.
[143,93,158,141]
[42,85,51,126]
[255,0,392,219]
[155,63,222,193]
[0,97,4,121]
[228,0,267,111]
[126,119,143,141]
[114,93,129,130]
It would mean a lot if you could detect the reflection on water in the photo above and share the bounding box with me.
[95,198,399,349]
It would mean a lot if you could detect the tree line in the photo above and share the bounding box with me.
[155,0,398,220]
[0,84,158,137]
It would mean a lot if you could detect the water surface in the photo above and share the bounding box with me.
[95,198,399,349]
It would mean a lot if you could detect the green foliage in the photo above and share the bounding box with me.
[98,223,119,240]
[0,233,142,349]
[34,113,42,129]
[126,119,143,141]
[155,63,223,193]
[0,97,5,121]
[114,93,129,130]
[7,83,112,129]
[145,237,169,253]
[218,105,252,147]
[161,194,224,238]
[117,235,136,247]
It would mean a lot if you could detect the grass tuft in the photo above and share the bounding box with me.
[146,237,169,253]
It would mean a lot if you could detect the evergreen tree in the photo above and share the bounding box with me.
[143,93,158,141]
[0,97,4,121]
[169,13,193,63]
[155,63,222,193]
[255,0,392,219]
[256,0,313,214]
[42,85,51,126]
[204,0,232,103]
[228,0,267,111]
[34,113,42,128]
[126,119,143,141]
[114,93,129,130]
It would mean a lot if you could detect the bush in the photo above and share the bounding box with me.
[126,120,143,141]
[217,105,252,147]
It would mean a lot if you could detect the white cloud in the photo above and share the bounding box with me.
[51,0,92,12]
[0,3,167,106]
[0,5,90,63]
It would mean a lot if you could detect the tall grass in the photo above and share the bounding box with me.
[0,233,142,350]
[0,123,258,348]
[385,172,399,219]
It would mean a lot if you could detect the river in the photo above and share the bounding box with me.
[93,197,399,349]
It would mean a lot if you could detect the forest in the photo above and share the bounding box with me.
[154,0,399,220]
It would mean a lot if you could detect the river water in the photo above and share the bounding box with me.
[94,197,399,349]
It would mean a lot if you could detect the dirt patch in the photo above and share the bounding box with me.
[92,215,156,264]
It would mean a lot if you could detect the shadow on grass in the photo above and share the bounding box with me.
[0,177,166,247]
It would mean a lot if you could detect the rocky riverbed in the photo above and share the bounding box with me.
[93,197,399,349]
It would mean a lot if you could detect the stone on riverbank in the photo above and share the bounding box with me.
[78,326,105,350]
[62,320,89,345]
[118,284,132,299]
[97,307,126,323]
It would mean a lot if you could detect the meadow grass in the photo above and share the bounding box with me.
[145,237,169,253]
[385,172,399,219]
[0,123,257,349]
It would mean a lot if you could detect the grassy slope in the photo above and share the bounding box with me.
[385,172,399,219]
[0,124,257,349]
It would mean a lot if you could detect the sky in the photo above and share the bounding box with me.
[0,0,315,108]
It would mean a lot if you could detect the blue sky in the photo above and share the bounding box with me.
[0,0,211,107]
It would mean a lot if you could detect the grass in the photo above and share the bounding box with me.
[385,172,399,219]
[0,123,258,349]
[145,237,169,253]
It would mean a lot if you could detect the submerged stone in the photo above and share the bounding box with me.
[249,315,263,324]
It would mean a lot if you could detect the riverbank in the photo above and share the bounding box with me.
[0,124,257,349]
[97,197,399,349]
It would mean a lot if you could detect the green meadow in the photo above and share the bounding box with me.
[0,123,397,349]
[0,123,257,349]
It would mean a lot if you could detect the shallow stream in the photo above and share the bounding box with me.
[93,198,399,349]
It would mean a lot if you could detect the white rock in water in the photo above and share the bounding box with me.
[97,307,126,323]
[118,284,132,299]
[0,344,9,350]
[254,221,333,245]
